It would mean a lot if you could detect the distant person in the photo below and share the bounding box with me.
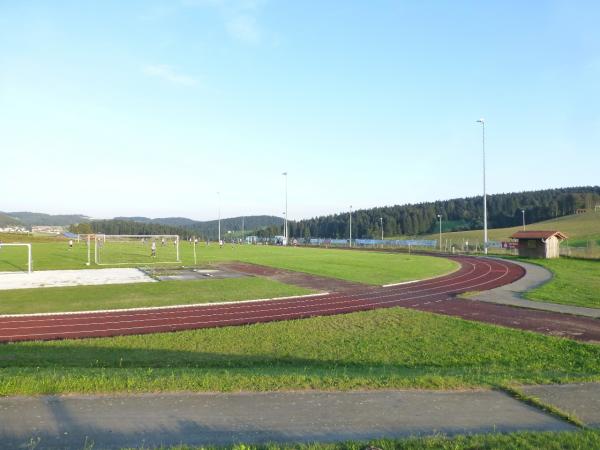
[161,237,165,246]
[219,239,223,248]
[151,241,157,258]
[68,239,73,250]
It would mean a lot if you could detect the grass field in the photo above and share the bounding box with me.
[2,307,599,395]
[0,277,312,315]
[132,430,600,450]
[520,257,600,309]
[421,211,600,246]
[0,239,457,285]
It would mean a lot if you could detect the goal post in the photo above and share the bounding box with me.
[0,243,32,274]
[93,234,180,266]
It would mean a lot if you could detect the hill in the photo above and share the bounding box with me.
[422,211,600,246]
[288,186,600,239]
[0,212,21,227]
[8,212,89,226]
[71,215,284,239]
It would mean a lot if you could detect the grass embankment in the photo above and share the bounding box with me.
[520,257,600,309]
[2,307,599,395]
[134,430,600,450]
[421,210,600,246]
[0,278,312,315]
[0,242,457,285]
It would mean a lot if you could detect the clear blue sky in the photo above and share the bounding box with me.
[1,1,598,221]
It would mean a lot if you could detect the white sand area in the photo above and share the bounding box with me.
[0,268,156,290]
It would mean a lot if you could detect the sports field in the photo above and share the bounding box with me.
[0,236,457,284]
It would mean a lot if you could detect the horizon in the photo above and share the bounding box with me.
[2,2,599,221]
[3,183,597,223]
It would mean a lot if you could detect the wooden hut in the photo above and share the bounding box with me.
[509,230,567,259]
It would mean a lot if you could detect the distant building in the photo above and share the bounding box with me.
[0,226,28,234]
[510,230,567,259]
[32,225,65,235]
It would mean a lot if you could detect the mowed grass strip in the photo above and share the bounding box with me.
[0,240,458,285]
[520,258,600,309]
[1,307,599,395]
[124,430,600,450]
[0,278,312,315]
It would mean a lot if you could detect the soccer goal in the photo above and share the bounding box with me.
[93,235,180,266]
[0,243,33,273]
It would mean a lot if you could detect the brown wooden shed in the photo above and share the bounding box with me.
[510,230,568,259]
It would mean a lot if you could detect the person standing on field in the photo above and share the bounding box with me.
[68,239,73,250]
[151,241,157,258]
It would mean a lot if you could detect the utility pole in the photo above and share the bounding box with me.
[522,209,526,230]
[380,217,383,241]
[217,191,221,243]
[282,172,288,245]
[476,118,488,254]
[437,214,442,251]
[349,205,353,247]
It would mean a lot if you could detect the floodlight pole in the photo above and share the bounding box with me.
[380,217,383,241]
[522,209,526,230]
[437,214,442,251]
[282,172,288,245]
[218,192,221,242]
[349,205,353,247]
[477,118,488,255]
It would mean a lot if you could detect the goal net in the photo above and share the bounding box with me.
[94,235,180,266]
[0,243,33,273]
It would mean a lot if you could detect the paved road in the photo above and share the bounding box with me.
[0,390,575,449]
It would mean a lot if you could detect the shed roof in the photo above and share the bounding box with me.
[510,230,568,240]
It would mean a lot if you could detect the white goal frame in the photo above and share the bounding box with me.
[0,243,32,274]
[93,234,180,266]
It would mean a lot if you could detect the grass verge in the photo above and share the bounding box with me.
[125,430,600,449]
[2,307,599,395]
[518,257,600,309]
[0,278,312,315]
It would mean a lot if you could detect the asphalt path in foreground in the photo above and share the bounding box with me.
[0,256,599,343]
[0,389,576,449]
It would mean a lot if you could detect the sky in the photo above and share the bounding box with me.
[1,1,599,221]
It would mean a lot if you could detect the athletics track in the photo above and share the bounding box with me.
[1,256,599,343]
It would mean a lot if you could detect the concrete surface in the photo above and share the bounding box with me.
[521,383,600,428]
[0,268,155,290]
[471,259,600,318]
[0,390,575,449]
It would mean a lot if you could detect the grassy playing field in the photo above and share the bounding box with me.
[521,257,600,309]
[0,238,457,285]
[1,307,599,395]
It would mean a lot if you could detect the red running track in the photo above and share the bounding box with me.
[0,256,533,343]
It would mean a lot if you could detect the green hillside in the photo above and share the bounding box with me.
[0,212,22,227]
[422,211,600,245]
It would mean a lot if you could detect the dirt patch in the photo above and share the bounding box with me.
[217,262,369,292]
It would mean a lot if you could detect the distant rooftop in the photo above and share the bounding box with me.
[510,230,568,240]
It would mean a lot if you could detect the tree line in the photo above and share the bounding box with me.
[284,186,600,239]
[70,186,600,240]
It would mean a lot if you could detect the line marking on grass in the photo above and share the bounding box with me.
[0,292,330,319]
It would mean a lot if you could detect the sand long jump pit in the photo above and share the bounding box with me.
[0,268,156,290]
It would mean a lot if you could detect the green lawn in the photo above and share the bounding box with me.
[0,277,312,315]
[2,307,599,395]
[521,257,600,309]
[139,430,600,450]
[0,239,458,285]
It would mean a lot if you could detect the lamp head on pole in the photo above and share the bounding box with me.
[476,118,485,124]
